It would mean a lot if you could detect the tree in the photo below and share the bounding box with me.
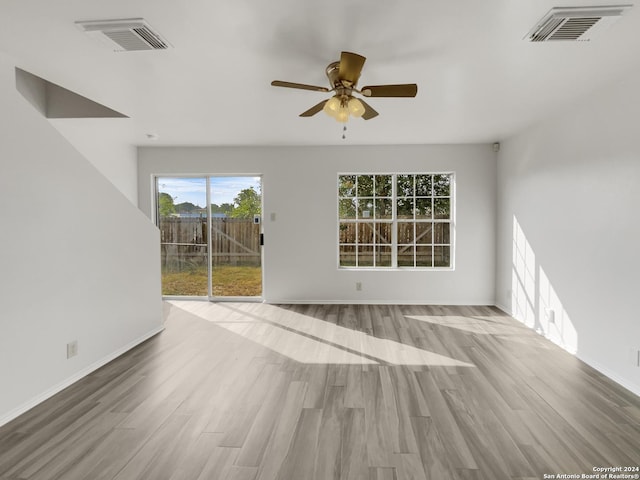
[158,192,176,216]
[175,202,203,214]
[211,203,235,216]
[230,187,261,219]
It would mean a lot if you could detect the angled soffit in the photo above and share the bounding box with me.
[15,68,127,119]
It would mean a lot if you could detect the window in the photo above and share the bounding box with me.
[338,173,453,268]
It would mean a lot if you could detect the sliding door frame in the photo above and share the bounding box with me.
[154,174,263,302]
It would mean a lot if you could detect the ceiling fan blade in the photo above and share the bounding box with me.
[359,99,379,120]
[338,51,366,86]
[361,84,418,97]
[271,80,330,92]
[300,100,328,117]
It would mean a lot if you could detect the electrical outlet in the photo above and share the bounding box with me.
[67,341,78,359]
[545,308,555,324]
[356,282,362,291]
[629,349,640,367]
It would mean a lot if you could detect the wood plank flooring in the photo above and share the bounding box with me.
[1,302,638,479]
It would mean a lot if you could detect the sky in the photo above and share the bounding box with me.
[157,176,261,207]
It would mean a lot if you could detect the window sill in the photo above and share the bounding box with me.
[338,267,455,272]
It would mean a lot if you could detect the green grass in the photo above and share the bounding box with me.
[162,266,262,297]
[161,268,208,296]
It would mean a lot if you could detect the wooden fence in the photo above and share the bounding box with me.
[159,217,261,270]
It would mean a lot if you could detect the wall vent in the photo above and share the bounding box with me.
[75,18,171,51]
[525,5,632,42]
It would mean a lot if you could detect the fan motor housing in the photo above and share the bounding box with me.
[325,61,343,88]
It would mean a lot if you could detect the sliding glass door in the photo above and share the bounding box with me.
[156,176,262,300]
[157,177,209,296]
[209,177,262,298]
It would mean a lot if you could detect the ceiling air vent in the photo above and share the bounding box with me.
[75,18,171,51]
[525,5,632,42]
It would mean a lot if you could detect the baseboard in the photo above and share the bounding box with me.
[576,354,640,398]
[0,325,164,428]
[494,302,511,315]
[264,298,496,306]
[492,302,639,398]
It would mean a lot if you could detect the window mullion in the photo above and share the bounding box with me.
[391,174,398,268]
[413,174,417,268]
[355,176,359,267]
[372,175,376,267]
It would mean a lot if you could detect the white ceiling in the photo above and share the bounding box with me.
[1,0,640,148]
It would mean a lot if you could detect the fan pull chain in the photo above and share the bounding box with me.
[342,125,347,140]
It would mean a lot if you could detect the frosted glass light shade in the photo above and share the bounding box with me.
[323,95,365,122]
[336,108,349,123]
[323,96,341,118]
[348,98,365,117]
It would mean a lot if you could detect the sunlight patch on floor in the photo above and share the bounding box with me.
[168,301,475,367]
[405,315,529,336]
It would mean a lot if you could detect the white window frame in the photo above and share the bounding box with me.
[337,172,455,270]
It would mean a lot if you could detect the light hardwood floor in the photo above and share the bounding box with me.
[1,302,638,479]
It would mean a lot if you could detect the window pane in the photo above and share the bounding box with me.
[415,222,433,244]
[357,175,374,197]
[358,245,374,266]
[415,198,432,219]
[359,223,374,244]
[434,198,450,219]
[358,199,374,219]
[416,245,433,267]
[434,223,450,244]
[397,198,414,219]
[339,222,356,243]
[375,198,393,219]
[415,174,432,196]
[158,216,208,245]
[161,244,208,296]
[157,177,209,296]
[434,246,451,267]
[375,175,392,196]
[397,222,414,244]
[375,222,392,245]
[376,246,392,267]
[339,175,356,197]
[397,245,415,267]
[340,245,357,267]
[339,199,357,219]
[433,174,451,196]
[397,174,414,197]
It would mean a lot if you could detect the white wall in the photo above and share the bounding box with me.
[0,53,163,425]
[138,144,496,305]
[51,119,139,205]
[496,65,640,395]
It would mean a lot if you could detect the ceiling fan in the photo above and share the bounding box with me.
[271,51,418,123]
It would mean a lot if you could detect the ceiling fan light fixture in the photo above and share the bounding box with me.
[323,96,341,116]
[323,95,364,122]
[348,97,365,117]
[336,108,350,123]
[323,95,349,122]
